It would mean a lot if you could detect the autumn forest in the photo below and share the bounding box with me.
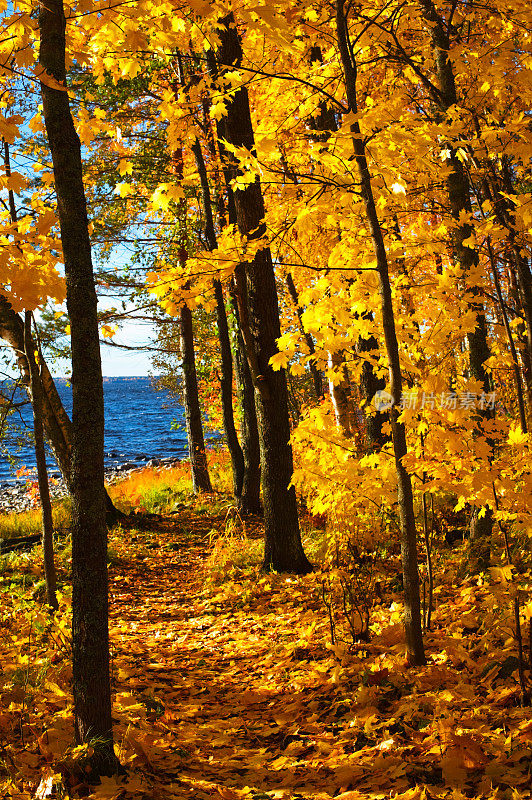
[0,0,531,799]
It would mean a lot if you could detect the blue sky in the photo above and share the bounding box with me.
[60,316,156,377]
[99,319,155,376]
[1,313,157,378]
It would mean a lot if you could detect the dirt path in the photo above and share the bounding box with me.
[105,513,532,800]
[109,514,344,800]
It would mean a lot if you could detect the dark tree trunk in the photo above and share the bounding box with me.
[179,304,212,493]
[510,251,532,419]
[38,0,115,774]
[0,296,71,479]
[24,312,58,611]
[214,280,245,497]
[508,261,532,413]
[8,145,58,611]
[191,138,244,499]
[358,332,387,447]
[173,138,212,495]
[487,240,527,432]
[230,287,262,514]
[221,198,261,514]
[488,160,532,423]
[336,0,425,665]
[309,48,386,448]
[203,72,262,515]
[419,0,493,570]
[0,134,73,485]
[216,15,311,572]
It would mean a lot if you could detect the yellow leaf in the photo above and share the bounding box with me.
[5,172,28,193]
[118,159,133,176]
[0,113,22,143]
[270,352,289,370]
[114,183,134,198]
[508,425,528,445]
[100,324,117,338]
[522,601,532,620]
[489,565,513,585]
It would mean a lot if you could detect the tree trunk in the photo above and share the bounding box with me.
[0,134,73,484]
[38,0,116,774]
[216,14,311,573]
[358,331,387,447]
[419,0,493,570]
[179,304,212,493]
[328,350,357,436]
[191,138,244,499]
[24,312,58,611]
[508,261,532,413]
[309,49,386,448]
[286,272,324,401]
[489,160,532,422]
[230,288,262,514]
[173,138,212,495]
[204,71,262,515]
[487,239,527,432]
[336,0,425,665]
[214,280,245,497]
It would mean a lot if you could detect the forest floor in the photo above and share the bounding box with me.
[0,493,531,800]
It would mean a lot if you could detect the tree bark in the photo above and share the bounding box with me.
[38,0,115,774]
[328,350,357,436]
[336,0,425,665]
[488,160,532,421]
[0,297,70,479]
[216,15,311,572]
[487,240,527,432]
[358,331,387,447]
[419,0,493,570]
[179,303,213,493]
[230,287,262,514]
[204,76,262,514]
[24,312,58,611]
[191,138,244,499]
[173,138,212,494]
[308,48,386,447]
[0,136,73,483]
[214,280,245,496]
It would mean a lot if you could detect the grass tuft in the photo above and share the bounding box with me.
[107,464,193,514]
[0,499,71,541]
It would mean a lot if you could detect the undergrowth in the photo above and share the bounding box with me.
[206,527,263,584]
[0,499,71,541]
[107,464,193,514]
[0,469,530,800]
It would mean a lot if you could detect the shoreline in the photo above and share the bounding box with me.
[0,457,182,516]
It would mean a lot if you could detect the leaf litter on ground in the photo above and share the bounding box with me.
[0,500,531,800]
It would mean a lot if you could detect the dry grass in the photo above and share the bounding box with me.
[107,448,232,514]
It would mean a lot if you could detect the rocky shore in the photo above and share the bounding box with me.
[0,457,182,515]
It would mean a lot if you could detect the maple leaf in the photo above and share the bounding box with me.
[0,113,22,143]
[114,182,135,198]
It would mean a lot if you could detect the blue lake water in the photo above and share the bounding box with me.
[0,376,209,484]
